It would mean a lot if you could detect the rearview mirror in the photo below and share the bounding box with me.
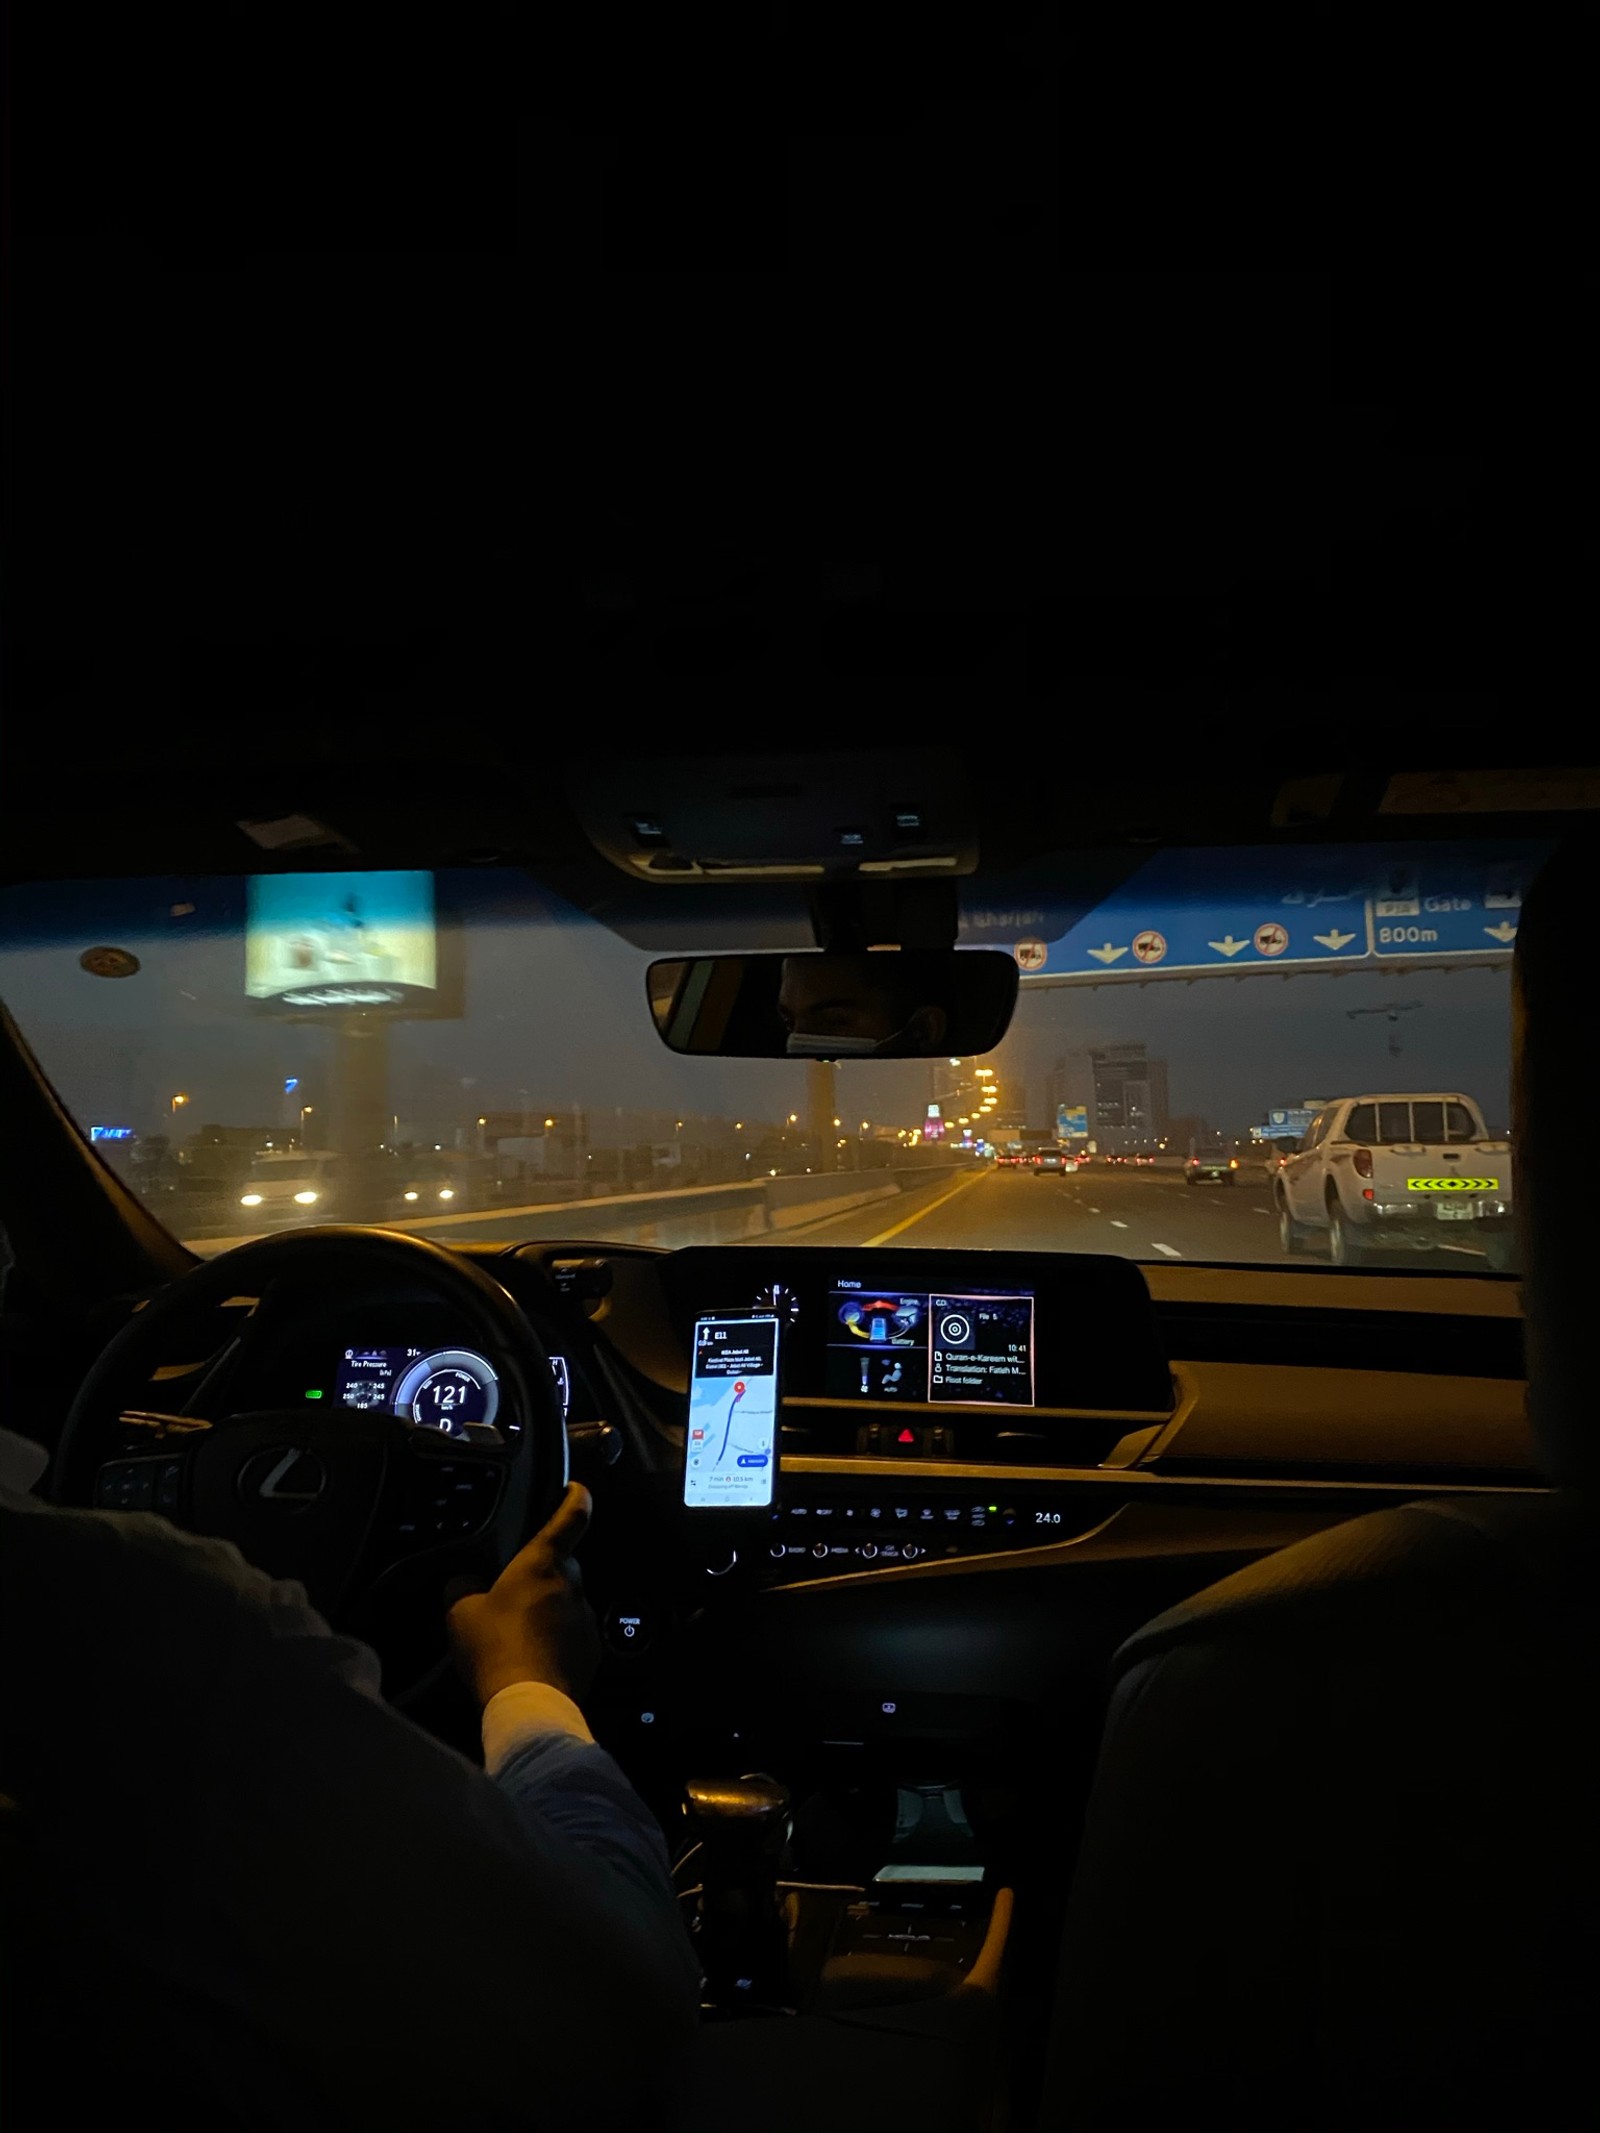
[647,951,1019,1059]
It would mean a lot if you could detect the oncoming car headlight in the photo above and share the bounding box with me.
[240,1193,263,1207]
[293,1190,319,1205]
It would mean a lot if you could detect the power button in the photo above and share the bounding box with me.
[602,1606,655,1655]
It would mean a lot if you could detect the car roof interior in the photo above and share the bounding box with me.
[4,243,1595,2132]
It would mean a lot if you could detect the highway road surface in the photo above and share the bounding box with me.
[460,1161,1495,1266]
[737,1161,1301,1263]
[190,1161,1498,1268]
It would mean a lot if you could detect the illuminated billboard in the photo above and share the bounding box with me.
[247,872,437,1010]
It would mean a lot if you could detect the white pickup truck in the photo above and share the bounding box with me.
[1274,1092,1515,1269]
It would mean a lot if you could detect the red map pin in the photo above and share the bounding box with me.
[734,1381,746,1395]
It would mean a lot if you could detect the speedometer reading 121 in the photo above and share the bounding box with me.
[393,1349,501,1439]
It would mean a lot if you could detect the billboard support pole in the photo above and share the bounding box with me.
[329,1013,391,1172]
[807,1060,838,1174]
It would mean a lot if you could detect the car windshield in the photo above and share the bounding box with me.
[0,841,1536,1272]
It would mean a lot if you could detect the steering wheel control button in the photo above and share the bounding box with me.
[603,1607,654,1655]
[398,1458,503,1549]
[95,1459,163,1511]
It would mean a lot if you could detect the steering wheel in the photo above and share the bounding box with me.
[51,1227,569,1690]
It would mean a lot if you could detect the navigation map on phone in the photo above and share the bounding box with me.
[684,1313,779,1510]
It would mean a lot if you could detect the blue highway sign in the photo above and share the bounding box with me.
[959,842,1549,980]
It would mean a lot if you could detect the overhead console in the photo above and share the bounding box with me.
[567,747,978,884]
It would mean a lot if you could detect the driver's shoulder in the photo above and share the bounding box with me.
[2,1487,277,1620]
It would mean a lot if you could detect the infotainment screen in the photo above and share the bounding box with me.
[665,1248,1172,1418]
[825,1283,1035,1406]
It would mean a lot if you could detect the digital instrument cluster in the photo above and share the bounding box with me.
[333,1345,571,1440]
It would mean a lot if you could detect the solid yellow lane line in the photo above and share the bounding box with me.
[861,1166,988,1246]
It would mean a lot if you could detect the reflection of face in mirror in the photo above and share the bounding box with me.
[778,958,949,1058]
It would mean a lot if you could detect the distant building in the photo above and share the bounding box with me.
[1091,1044,1170,1152]
[1045,1051,1094,1120]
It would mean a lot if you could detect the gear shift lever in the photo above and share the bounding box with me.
[683,1774,792,2008]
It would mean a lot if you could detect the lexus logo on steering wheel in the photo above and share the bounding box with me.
[241,1446,328,1506]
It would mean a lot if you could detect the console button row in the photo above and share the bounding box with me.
[854,1423,958,1457]
[771,1539,925,1564]
[764,1496,1075,1571]
[777,1501,1003,1531]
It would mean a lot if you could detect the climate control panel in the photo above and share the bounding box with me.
[759,1477,1105,1579]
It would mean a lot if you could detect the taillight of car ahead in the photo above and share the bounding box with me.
[1352,1147,1374,1180]
[1187,1157,1199,1167]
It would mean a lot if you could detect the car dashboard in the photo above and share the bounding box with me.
[156,1237,1534,1802]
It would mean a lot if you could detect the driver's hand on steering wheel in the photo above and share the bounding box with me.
[446,1482,602,1708]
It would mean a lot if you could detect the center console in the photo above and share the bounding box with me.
[680,1770,1011,2023]
[666,1247,1170,1414]
[760,1474,1120,1572]
[661,1247,1175,1581]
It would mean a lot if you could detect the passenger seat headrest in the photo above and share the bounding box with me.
[1513,843,1599,1486]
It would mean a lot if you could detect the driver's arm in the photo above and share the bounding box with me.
[1,1485,699,2133]
[454,1484,699,1953]
[215,1559,701,2131]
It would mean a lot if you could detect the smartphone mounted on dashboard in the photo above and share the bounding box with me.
[682,1309,782,1537]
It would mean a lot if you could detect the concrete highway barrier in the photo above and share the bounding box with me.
[184,1159,968,1257]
